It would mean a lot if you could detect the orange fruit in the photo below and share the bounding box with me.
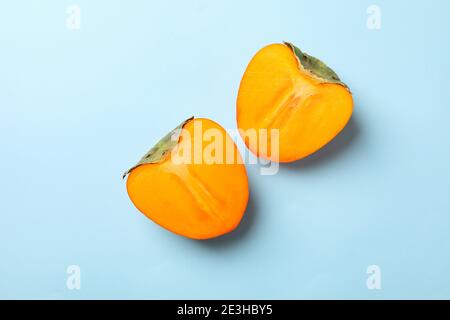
[124,117,249,240]
[237,42,353,163]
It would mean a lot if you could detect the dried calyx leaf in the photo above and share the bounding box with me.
[122,117,194,179]
[283,42,349,90]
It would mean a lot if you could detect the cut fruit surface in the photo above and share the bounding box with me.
[125,118,249,240]
[237,43,353,163]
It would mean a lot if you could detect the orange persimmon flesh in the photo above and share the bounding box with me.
[237,43,353,163]
[126,118,249,240]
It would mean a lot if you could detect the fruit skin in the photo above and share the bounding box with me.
[237,42,353,163]
[124,118,249,240]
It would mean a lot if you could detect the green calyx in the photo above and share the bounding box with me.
[283,42,349,90]
[122,117,194,179]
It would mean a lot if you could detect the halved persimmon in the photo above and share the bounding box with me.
[237,42,353,163]
[124,117,249,240]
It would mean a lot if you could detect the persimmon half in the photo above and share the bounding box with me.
[123,117,249,240]
[237,42,353,163]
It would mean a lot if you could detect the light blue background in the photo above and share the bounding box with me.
[1,0,450,299]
